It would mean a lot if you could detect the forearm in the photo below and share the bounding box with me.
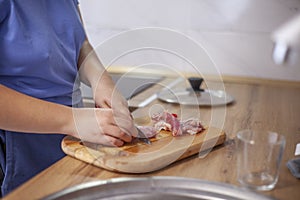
[78,39,114,93]
[0,84,135,145]
[0,84,75,135]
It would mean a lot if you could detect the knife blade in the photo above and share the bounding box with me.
[135,126,151,145]
[137,77,184,107]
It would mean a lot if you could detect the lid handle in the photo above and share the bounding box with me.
[188,77,204,92]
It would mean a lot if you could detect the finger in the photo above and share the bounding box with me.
[95,98,111,109]
[94,108,134,140]
[102,125,132,143]
[103,98,112,108]
[114,106,131,117]
[112,116,137,137]
[102,135,124,147]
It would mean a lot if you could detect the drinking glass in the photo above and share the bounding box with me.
[236,130,285,191]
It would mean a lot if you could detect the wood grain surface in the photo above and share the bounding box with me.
[61,127,226,173]
[4,79,300,200]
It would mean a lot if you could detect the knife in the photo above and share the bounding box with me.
[137,77,184,107]
[135,126,151,145]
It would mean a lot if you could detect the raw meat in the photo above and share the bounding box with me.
[180,118,204,135]
[137,111,205,138]
[151,111,182,136]
[136,126,157,138]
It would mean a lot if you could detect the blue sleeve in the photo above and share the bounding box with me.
[0,0,10,22]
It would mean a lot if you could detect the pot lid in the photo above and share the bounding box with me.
[157,77,234,106]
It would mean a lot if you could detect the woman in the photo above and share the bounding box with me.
[0,0,137,196]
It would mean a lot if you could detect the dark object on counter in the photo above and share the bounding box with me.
[287,158,300,178]
[187,77,204,92]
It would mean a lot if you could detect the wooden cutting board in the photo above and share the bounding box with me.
[62,126,226,173]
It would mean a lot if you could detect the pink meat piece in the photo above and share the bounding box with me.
[180,118,204,135]
[136,111,205,139]
[151,111,182,136]
[136,126,157,138]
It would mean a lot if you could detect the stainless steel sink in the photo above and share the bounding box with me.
[43,177,276,200]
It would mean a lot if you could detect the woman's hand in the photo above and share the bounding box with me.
[77,39,138,145]
[71,107,134,147]
[92,73,138,141]
[0,84,133,147]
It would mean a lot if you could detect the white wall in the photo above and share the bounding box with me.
[78,0,300,81]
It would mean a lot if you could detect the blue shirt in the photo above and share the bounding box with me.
[0,0,85,105]
[0,0,86,196]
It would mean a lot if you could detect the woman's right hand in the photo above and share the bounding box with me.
[0,84,134,147]
[69,107,135,147]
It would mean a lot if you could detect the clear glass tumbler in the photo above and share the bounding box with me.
[237,130,286,191]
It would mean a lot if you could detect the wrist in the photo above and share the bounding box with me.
[60,107,79,138]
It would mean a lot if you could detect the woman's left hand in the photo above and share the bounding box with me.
[77,39,138,141]
[92,74,137,137]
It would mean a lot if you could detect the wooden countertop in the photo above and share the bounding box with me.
[4,78,300,200]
